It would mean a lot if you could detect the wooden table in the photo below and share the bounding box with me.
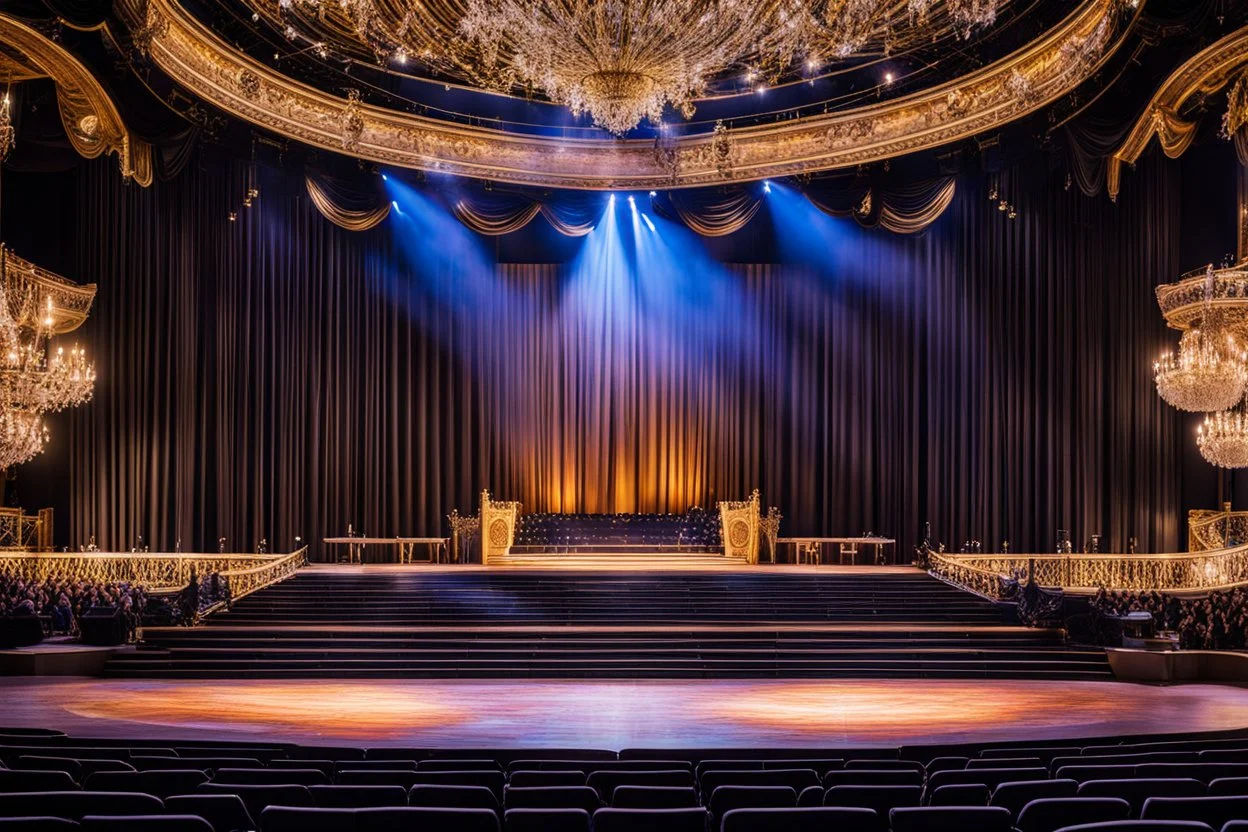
[322,537,449,565]
[775,536,897,566]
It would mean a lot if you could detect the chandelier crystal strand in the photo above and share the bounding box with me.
[1198,403,1248,469]
[0,407,46,470]
[1154,326,1248,413]
[276,0,1008,135]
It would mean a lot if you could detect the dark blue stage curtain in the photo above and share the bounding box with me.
[24,148,1194,555]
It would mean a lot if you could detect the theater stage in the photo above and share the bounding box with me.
[2,677,1246,749]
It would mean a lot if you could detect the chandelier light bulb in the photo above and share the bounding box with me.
[1155,327,1248,413]
[1198,406,1248,468]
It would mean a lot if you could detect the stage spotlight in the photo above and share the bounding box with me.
[390,200,399,210]
[649,190,657,198]
[381,174,388,181]
[609,194,616,205]
[763,181,772,194]
[642,214,656,232]
[627,195,637,211]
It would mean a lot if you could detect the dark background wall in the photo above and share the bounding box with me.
[0,139,1240,556]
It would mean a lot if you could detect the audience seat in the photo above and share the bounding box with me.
[503,786,599,813]
[164,794,255,832]
[926,768,1050,794]
[336,762,418,772]
[408,785,499,812]
[926,757,971,774]
[1138,766,1248,784]
[697,769,817,800]
[83,770,207,798]
[0,820,80,831]
[1209,779,1248,797]
[213,767,329,786]
[0,793,162,822]
[992,779,1081,817]
[845,760,923,772]
[1198,751,1248,764]
[587,771,692,802]
[0,771,79,793]
[1050,823,1215,832]
[824,769,923,787]
[721,806,883,832]
[889,805,1014,832]
[410,771,505,800]
[309,785,407,808]
[708,785,796,825]
[503,808,589,832]
[131,758,255,773]
[796,786,822,807]
[272,760,335,778]
[1056,766,1141,783]
[970,757,1045,769]
[1015,798,1134,832]
[10,762,80,780]
[610,786,698,809]
[589,807,708,832]
[336,770,420,790]
[358,807,500,832]
[1141,796,1248,829]
[197,782,314,819]
[78,816,212,832]
[507,771,585,788]
[1078,780,1208,815]
[928,783,990,806]
[417,760,501,772]
[824,785,922,813]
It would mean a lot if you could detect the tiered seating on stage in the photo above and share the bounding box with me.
[107,571,1112,680]
[4,729,1248,831]
[511,512,722,553]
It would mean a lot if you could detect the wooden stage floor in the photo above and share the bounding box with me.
[4,677,1248,749]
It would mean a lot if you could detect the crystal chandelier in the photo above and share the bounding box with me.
[0,407,47,470]
[0,249,97,469]
[1198,404,1248,469]
[276,0,1006,134]
[1154,326,1248,413]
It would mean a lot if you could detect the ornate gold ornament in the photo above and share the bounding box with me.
[0,91,13,162]
[123,0,1129,189]
[1109,24,1248,199]
[0,13,152,185]
[1225,70,1248,140]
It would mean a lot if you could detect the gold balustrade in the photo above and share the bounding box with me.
[930,543,1248,598]
[0,548,307,594]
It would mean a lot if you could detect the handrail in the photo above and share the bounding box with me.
[0,550,306,593]
[214,547,308,604]
[930,543,1248,596]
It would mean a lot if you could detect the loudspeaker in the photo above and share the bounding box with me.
[79,605,126,646]
[0,616,44,648]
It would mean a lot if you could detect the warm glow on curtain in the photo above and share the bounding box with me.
[305,171,391,231]
[49,154,1189,556]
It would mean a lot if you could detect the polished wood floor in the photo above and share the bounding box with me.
[3,677,1246,748]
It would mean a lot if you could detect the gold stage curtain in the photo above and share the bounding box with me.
[305,172,391,231]
[661,187,761,237]
[453,194,542,235]
[805,177,956,234]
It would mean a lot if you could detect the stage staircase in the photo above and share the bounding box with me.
[107,570,1112,680]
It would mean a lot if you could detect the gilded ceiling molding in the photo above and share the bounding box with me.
[1108,25,1248,200]
[0,14,152,186]
[135,0,1128,190]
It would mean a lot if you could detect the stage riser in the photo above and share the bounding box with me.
[111,570,1111,680]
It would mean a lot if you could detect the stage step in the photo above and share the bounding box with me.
[110,569,1110,680]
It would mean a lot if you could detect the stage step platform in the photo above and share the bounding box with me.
[107,570,1111,680]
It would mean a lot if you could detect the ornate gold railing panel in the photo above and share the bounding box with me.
[215,546,307,602]
[120,0,1130,190]
[1188,505,1248,552]
[931,544,1248,597]
[0,507,51,552]
[1155,265,1248,334]
[0,549,306,593]
[719,489,761,564]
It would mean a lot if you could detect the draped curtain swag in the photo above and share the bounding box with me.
[51,151,1188,557]
[307,171,959,238]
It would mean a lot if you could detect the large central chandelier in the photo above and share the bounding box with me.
[1154,325,1248,413]
[278,0,1003,134]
